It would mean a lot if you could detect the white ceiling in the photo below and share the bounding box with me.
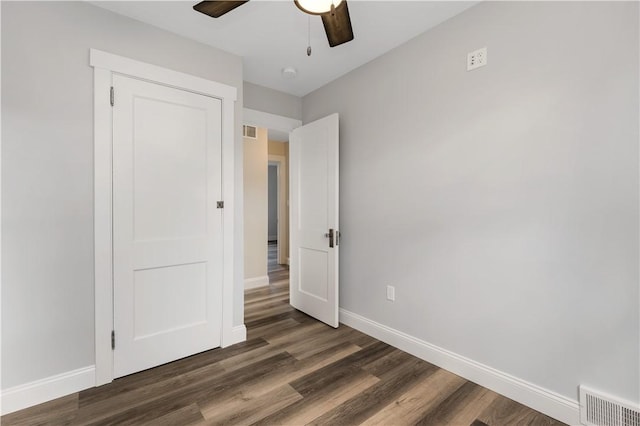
[92,1,478,97]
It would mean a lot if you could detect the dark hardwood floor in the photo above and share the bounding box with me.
[2,243,565,425]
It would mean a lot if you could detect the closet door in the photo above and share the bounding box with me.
[112,74,223,377]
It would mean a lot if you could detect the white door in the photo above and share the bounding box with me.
[289,114,339,328]
[112,74,223,378]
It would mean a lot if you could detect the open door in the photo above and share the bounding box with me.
[289,114,339,328]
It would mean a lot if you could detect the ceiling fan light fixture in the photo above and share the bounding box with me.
[294,0,343,15]
[193,0,354,48]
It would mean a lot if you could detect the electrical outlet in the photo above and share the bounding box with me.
[386,285,395,301]
[467,47,487,71]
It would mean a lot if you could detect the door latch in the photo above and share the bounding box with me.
[324,229,335,248]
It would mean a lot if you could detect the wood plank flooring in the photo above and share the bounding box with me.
[2,244,565,425]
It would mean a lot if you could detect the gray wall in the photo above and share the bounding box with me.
[303,1,639,403]
[1,1,244,389]
[268,165,278,240]
[244,81,302,120]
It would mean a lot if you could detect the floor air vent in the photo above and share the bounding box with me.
[580,386,640,426]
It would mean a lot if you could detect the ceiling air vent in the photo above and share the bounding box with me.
[580,386,640,426]
[243,125,257,139]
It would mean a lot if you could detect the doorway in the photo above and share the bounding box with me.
[268,150,288,264]
[267,150,289,286]
[242,111,340,328]
[242,108,300,293]
[92,49,238,386]
[267,155,289,286]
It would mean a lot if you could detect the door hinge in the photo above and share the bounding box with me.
[111,330,115,350]
[217,201,224,209]
[110,86,114,107]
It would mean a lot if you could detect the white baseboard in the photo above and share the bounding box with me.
[222,324,247,347]
[1,366,95,415]
[2,325,248,416]
[245,275,269,290]
[339,309,580,425]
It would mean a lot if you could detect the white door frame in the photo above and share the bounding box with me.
[243,108,301,137]
[91,49,238,386]
[268,155,287,265]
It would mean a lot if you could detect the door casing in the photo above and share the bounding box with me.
[91,49,240,386]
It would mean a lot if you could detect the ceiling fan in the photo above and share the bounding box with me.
[193,0,354,48]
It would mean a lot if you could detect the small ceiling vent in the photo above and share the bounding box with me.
[243,125,257,139]
[580,386,640,426]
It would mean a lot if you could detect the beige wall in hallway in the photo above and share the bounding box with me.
[243,128,268,282]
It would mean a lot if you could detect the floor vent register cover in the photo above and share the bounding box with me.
[580,386,640,426]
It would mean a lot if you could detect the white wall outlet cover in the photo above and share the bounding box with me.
[467,47,487,71]
[386,285,395,301]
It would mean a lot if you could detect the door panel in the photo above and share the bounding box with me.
[133,97,208,241]
[299,248,329,301]
[290,114,339,328]
[133,263,207,338]
[299,131,328,229]
[113,74,223,378]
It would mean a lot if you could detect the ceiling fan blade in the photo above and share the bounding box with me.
[193,1,249,18]
[321,1,354,47]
